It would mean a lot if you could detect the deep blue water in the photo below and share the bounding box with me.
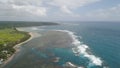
[39,22,120,68]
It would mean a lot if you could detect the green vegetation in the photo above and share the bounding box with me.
[0,21,58,64]
[0,21,59,28]
[0,28,30,61]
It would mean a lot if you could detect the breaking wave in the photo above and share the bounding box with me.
[56,30,104,68]
[31,27,45,31]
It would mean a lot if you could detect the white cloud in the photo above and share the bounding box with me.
[0,0,100,18]
[60,6,73,14]
[49,0,100,14]
[1,0,120,21]
[0,0,43,6]
[85,4,120,20]
[12,5,47,16]
[0,0,47,17]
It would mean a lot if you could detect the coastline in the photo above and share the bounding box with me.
[1,31,39,67]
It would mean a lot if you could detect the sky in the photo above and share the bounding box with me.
[0,0,120,21]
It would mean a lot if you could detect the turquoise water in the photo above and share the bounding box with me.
[39,22,120,68]
[46,48,89,66]
[2,22,120,68]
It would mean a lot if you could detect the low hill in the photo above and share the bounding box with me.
[0,21,59,28]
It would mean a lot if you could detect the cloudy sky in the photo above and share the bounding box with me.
[0,0,120,21]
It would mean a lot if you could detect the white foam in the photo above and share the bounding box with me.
[78,67,84,68]
[85,54,102,66]
[31,27,38,30]
[31,27,45,31]
[65,62,84,68]
[56,30,103,67]
[66,62,76,67]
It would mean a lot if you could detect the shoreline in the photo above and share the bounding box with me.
[53,30,103,67]
[1,32,38,67]
[1,29,84,68]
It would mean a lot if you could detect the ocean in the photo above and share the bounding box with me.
[2,21,120,68]
[38,21,120,68]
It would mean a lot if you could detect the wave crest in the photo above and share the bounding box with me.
[57,30,103,67]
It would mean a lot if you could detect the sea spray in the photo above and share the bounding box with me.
[56,30,103,67]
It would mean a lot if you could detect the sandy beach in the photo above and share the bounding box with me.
[1,29,79,68]
[1,30,40,67]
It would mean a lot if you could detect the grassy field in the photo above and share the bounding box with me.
[0,28,25,44]
[0,28,30,61]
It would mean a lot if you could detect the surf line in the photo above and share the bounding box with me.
[55,30,103,67]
